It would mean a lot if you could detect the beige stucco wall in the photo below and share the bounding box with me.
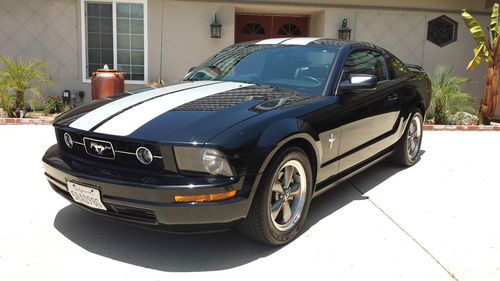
[0,0,86,102]
[422,12,489,109]
[215,0,487,13]
[150,0,235,83]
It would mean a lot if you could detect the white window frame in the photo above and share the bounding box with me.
[81,0,148,84]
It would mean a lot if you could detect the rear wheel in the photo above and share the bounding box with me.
[393,110,423,166]
[238,147,313,245]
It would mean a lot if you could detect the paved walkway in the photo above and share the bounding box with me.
[0,126,498,281]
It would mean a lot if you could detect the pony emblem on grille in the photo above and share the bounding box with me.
[83,137,116,159]
[90,142,111,155]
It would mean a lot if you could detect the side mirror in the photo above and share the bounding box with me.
[338,74,378,92]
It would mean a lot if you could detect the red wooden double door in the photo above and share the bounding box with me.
[235,14,309,43]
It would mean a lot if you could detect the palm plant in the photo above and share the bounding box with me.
[0,56,50,118]
[428,65,477,124]
[462,4,500,124]
[0,87,15,117]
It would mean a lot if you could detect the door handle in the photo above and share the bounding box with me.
[387,94,398,101]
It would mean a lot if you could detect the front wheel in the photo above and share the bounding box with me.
[238,147,313,245]
[392,110,423,166]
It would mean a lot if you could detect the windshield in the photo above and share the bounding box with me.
[185,45,338,96]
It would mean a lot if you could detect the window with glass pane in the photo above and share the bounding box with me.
[84,1,145,82]
[342,51,388,82]
[116,3,144,81]
[86,3,114,78]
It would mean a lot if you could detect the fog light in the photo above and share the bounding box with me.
[63,133,73,148]
[174,190,237,203]
[136,147,153,165]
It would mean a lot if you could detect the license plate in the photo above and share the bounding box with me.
[67,182,106,210]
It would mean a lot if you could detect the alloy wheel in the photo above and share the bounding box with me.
[407,114,422,160]
[269,160,307,232]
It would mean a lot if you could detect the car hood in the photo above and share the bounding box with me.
[55,80,319,143]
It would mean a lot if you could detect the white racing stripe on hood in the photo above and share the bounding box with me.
[69,80,218,131]
[94,81,254,136]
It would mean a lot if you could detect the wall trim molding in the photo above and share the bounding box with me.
[177,0,490,15]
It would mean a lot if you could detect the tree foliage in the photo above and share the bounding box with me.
[462,3,500,124]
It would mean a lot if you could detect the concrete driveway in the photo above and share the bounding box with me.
[0,125,498,281]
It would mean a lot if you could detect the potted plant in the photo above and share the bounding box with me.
[0,56,50,118]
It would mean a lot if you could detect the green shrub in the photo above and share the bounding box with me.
[0,91,15,117]
[44,96,63,114]
[28,96,46,111]
[428,65,478,124]
[62,102,72,113]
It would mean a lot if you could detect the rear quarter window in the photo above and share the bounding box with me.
[387,54,409,79]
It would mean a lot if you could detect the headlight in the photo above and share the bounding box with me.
[63,133,73,148]
[174,147,233,177]
[202,148,226,175]
[136,147,153,165]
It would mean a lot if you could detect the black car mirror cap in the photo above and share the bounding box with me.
[339,74,378,92]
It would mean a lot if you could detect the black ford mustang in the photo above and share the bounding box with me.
[43,38,431,245]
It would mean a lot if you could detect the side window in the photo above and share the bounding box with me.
[386,54,409,79]
[342,50,388,82]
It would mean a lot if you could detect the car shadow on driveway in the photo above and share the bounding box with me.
[53,159,409,272]
[302,158,410,233]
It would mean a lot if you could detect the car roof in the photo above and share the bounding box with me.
[234,37,383,51]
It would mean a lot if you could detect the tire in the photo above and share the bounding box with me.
[238,146,313,245]
[392,110,423,166]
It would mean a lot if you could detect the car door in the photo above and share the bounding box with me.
[336,49,401,172]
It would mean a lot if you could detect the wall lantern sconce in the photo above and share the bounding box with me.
[338,19,352,40]
[210,14,222,38]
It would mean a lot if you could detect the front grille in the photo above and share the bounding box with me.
[57,128,165,173]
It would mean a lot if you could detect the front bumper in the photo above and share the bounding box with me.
[43,145,257,232]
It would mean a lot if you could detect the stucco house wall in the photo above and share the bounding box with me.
[0,0,83,100]
[0,0,498,117]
